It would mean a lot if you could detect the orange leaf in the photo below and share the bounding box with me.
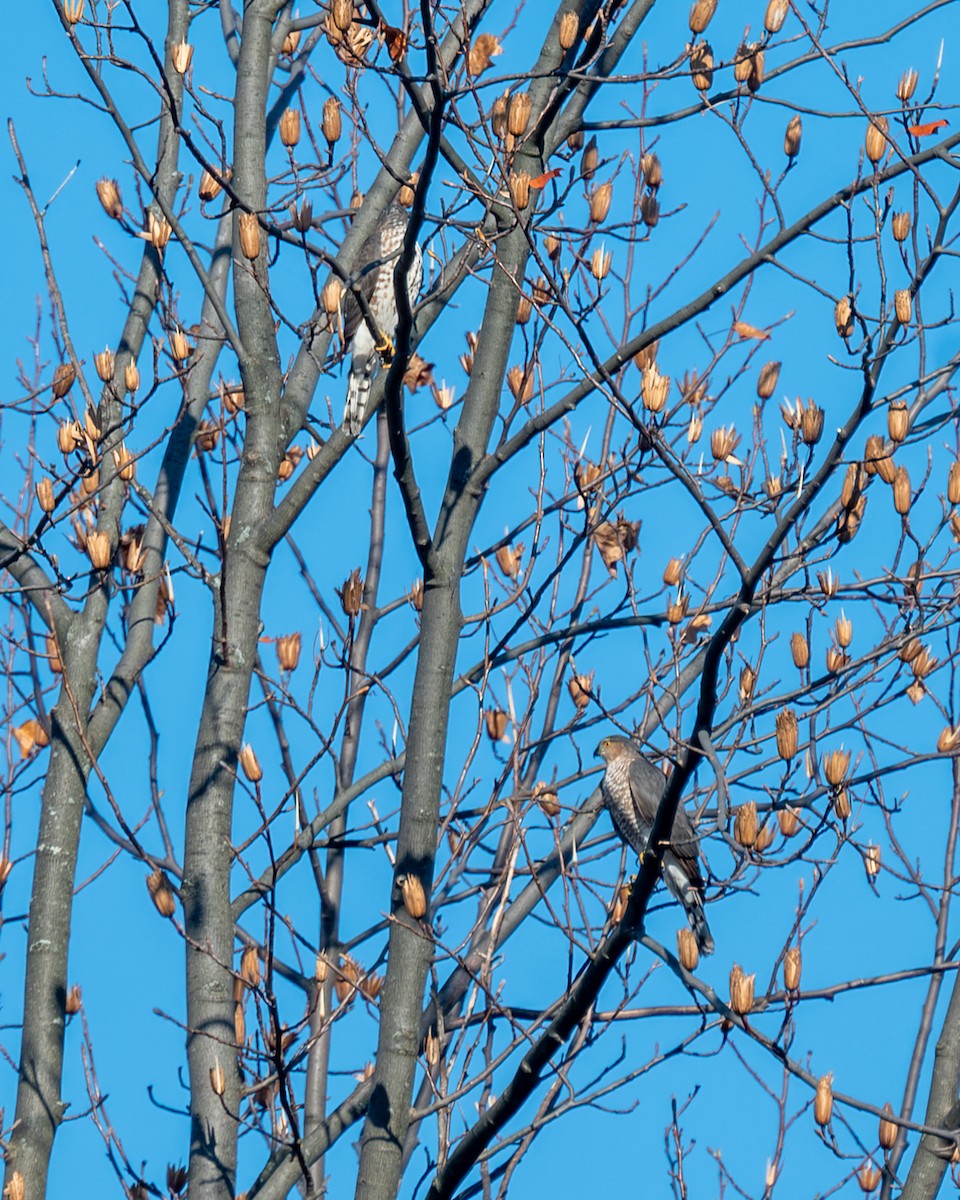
[732,321,770,341]
[529,168,562,190]
[907,119,948,137]
[383,24,407,62]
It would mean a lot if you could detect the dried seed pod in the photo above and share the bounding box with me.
[125,361,141,393]
[865,115,889,165]
[754,821,775,854]
[826,646,848,674]
[399,171,418,207]
[865,842,882,881]
[783,946,802,992]
[397,873,428,918]
[198,168,224,202]
[887,401,909,442]
[169,327,191,362]
[52,362,76,398]
[590,245,612,281]
[533,781,561,818]
[814,1074,834,1126]
[544,233,561,261]
[710,425,741,463]
[690,40,714,91]
[56,420,82,454]
[764,475,782,499]
[279,108,301,148]
[282,26,301,55]
[171,39,194,74]
[897,68,919,102]
[641,364,670,413]
[568,670,593,710]
[938,725,960,753]
[210,1060,226,1096]
[778,805,799,837]
[495,542,524,579]
[784,114,802,158]
[12,719,49,758]
[891,211,911,242]
[589,180,613,223]
[841,463,864,510]
[765,0,789,33]
[835,612,853,648]
[238,212,261,259]
[36,477,55,513]
[234,1002,246,1047]
[666,593,690,624]
[824,748,851,787]
[894,288,912,325]
[507,364,534,403]
[832,786,851,820]
[96,177,123,220]
[65,984,83,1015]
[146,211,173,251]
[790,632,809,670]
[238,743,263,783]
[677,926,699,972]
[339,567,364,617]
[484,708,509,741]
[240,945,261,988]
[640,192,660,228]
[276,632,302,672]
[558,10,579,49]
[734,801,758,849]
[508,170,531,210]
[86,529,112,570]
[835,296,854,338]
[747,48,765,92]
[409,578,424,611]
[147,868,177,917]
[892,465,911,515]
[94,347,116,382]
[739,663,756,702]
[776,709,798,760]
[663,557,683,587]
[322,97,342,145]
[688,0,717,34]
[642,152,663,190]
[516,293,532,325]
[879,1104,897,1149]
[112,442,135,483]
[581,136,598,179]
[858,1163,882,1193]
[800,401,824,446]
[948,460,960,504]
[729,963,755,1014]
[756,361,781,399]
[507,91,532,137]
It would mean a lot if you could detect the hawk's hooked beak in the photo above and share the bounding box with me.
[594,744,603,760]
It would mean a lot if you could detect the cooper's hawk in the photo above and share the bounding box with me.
[341,203,423,436]
[595,735,715,955]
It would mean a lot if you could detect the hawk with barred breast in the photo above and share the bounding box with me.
[595,735,715,955]
[341,202,423,436]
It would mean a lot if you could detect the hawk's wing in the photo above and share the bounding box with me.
[627,756,702,873]
[341,222,387,343]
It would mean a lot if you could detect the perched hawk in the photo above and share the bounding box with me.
[595,735,715,955]
[341,203,423,436]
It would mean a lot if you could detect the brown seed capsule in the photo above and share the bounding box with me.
[710,424,741,463]
[56,420,81,455]
[96,177,123,220]
[85,529,111,570]
[640,192,660,228]
[814,1073,834,1126]
[397,874,428,919]
[508,171,531,211]
[65,983,83,1015]
[690,40,714,91]
[484,708,509,741]
[339,567,364,616]
[835,296,854,338]
[733,42,752,83]
[12,718,49,758]
[322,97,342,146]
[581,136,598,179]
[36,477,55,513]
[891,211,911,242]
[892,464,911,515]
[688,0,717,33]
[279,108,301,148]
[240,945,261,988]
[784,114,803,158]
[677,927,699,972]
[238,743,263,783]
[282,26,301,55]
[764,475,782,499]
[748,48,765,92]
[754,821,775,854]
[865,115,889,165]
[776,709,798,760]
[507,91,532,138]
[567,129,584,152]
[331,0,353,31]
[897,68,919,102]
[859,1163,882,1193]
[765,0,789,32]
[198,168,223,202]
[879,1103,898,1149]
[834,612,853,649]
[516,293,533,325]
[590,245,612,280]
[824,748,851,787]
[92,347,116,382]
[507,364,534,403]
[739,663,756,702]
[667,593,690,624]
[467,32,502,75]
[112,442,135,483]
[642,152,663,190]
[568,670,593,710]
[276,632,302,672]
[783,946,802,992]
[938,725,960,753]
[171,39,194,74]
[589,180,613,223]
[234,1001,246,1047]
[756,361,781,400]
[735,801,758,849]
[662,557,683,587]
[790,632,809,670]
[147,867,177,917]
[238,212,260,260]
[495,542,525,579]
[52,362,77,399]
[124,361,141,393]
[887,400,909,443]
[209,1060,226,1097]
[641,364,670,413]
[558,10,579,49]
[894,289,912,325]
[169,327,191,362]
[533,781,561,818]
[729,964,756,1014]
[865,842,882,880]
[399,171,418,207]
[801,401,824,446]
[832,786,851,820]
[778,805,800,837]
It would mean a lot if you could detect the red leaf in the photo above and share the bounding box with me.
[529,168,562,190]
[907,119,948,137]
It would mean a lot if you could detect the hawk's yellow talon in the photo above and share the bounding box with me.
[375,333,396,364]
